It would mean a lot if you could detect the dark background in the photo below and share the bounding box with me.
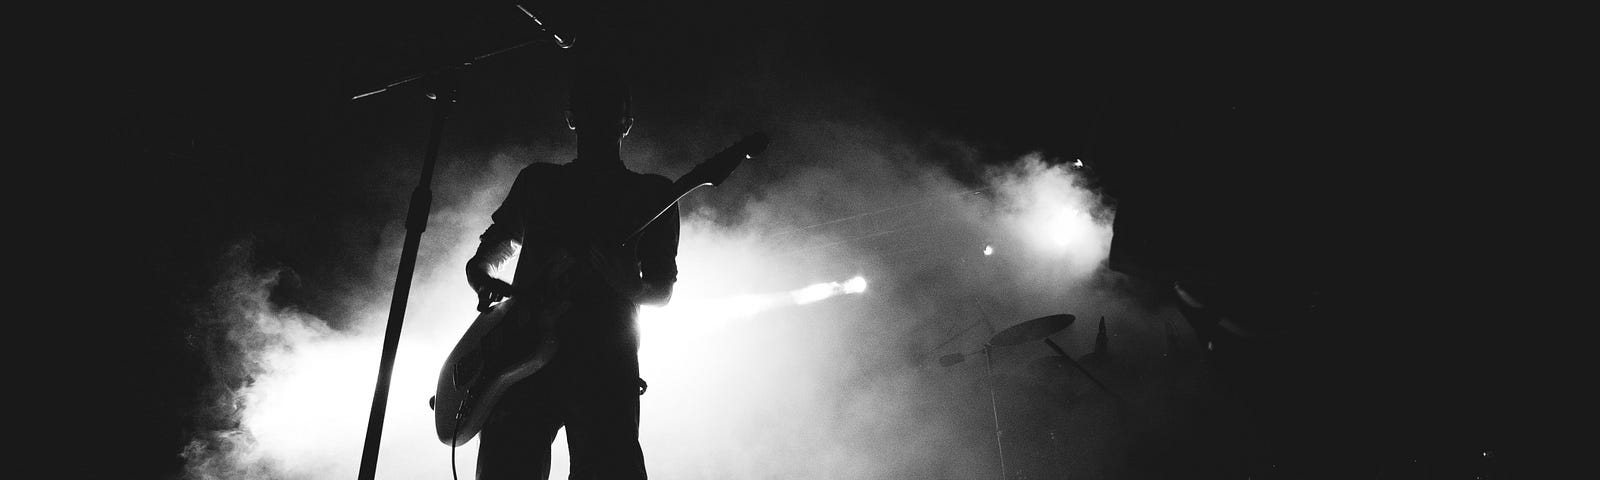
[68,1,1516,478]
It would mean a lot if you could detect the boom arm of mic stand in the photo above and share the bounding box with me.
[350,5,573,101]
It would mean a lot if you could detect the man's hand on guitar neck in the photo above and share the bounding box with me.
[583,244,671,306]
[583,244,644,303]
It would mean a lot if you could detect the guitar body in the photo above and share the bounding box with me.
[431,132,769,446]
[433,248,574,446]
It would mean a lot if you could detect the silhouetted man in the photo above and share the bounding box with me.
[466,66,678,480]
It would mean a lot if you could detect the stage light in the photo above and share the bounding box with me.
[842,276,867,294]
[791,276,868,305]
[791,282,835,305]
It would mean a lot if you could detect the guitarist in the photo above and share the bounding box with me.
[465,64,677,480]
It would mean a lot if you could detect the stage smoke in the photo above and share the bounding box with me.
[180,52,1228,480]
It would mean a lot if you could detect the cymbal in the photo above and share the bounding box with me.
[988,314,1075,347]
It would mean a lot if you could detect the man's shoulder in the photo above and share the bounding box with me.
[520,161,570,173]
[511,160,574,182]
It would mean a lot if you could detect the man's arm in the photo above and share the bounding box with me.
[577,173,680,306]
[467,166,538,310]
[635,202,680,307]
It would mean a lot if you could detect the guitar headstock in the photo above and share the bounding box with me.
[681,132,770,188]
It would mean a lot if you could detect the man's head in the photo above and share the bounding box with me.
[565,67,634,141]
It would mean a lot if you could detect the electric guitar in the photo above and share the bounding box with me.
[432,132,770,446]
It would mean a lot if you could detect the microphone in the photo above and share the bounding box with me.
[516,4,576,49]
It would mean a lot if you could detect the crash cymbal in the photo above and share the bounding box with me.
[988,314,1075,347]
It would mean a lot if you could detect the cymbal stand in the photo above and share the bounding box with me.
[983,344,1008,480]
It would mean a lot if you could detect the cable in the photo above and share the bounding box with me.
[450,392,470,480]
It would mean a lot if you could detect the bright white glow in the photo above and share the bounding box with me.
[647,293,786,333]
[237,331,371,473]
[991,153,1113,278]
[634,219,885,479]
[841,275,867,294]
[982,245,994,256]
[184,257,481,480]
[791,276,869,305]
[791,282,838,305]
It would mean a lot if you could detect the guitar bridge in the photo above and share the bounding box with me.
[452,351,483,390]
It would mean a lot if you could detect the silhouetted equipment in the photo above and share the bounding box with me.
[1027,318,1120,402]
[987,314,1076,347]
[1041,338,1122,404]
[937,313,1081,480]
[350,4,574,101]
[935,313,1074,367]
[1076,317,1109,366]
[352,6,574,480]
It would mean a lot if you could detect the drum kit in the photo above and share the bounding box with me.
[937,313,1124,480]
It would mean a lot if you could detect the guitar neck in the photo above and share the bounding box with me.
[613,133,765,246]
[618,178,712,246]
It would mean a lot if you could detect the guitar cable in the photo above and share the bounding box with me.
[451,392,469,480]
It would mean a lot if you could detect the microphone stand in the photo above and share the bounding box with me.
[353,7,570,480]
[354,69,456,480]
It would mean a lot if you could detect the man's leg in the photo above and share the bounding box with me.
[561,356,646,480]
[477,377,564,480]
